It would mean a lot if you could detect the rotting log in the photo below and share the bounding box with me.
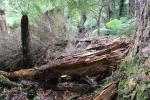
[94,82,118,100]
[0,37,131,80]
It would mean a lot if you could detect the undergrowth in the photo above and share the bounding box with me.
[118,54,150,100]
[93,52,150,100]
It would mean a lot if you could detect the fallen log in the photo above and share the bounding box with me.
[94,82,118,100]
[0,37,131,80]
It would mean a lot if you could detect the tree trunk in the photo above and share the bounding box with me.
[134,1,150,64]
[128,0,135,18]
[78,13,87,38]
[106,6,113,21]
[21,15,32,68]
[97,6,103,36]
[119,0,125,17]
[0,9,7,32]
[100,0,114,22]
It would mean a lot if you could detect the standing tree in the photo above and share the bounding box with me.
[128,0,135,18]
[21,14,32,68]
[97,0,104,35]
[78,12,87,38]
[10,0,56,68]
[118,1,150,99]
[134,0,150,64]
[119,0,125,17]
[0,9,7,32]
[77,0,88,38]
[10,0,33,68]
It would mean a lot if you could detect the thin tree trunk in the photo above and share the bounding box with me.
[128,0,135,18]
[0,9,7,32]
[119,0,125,17]
[97,6,103,36]
[21,15,32,68]
[100,0,113,22]
[78,13,87,38]
[106,6,113,21]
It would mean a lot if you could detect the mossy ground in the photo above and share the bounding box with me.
[92,52,150,100]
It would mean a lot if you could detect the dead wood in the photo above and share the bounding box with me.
[57,82,93,94]
[94,82,118,100]
[0,37,131,80]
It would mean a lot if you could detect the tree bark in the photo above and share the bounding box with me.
[21,15,32,68]
[0,9,7,32]
[78,13,87,38]
[94,82,118,100]
[97,8,102,36]
[128,0,135,18]
[119,0,125,17]
[134,1,150,64]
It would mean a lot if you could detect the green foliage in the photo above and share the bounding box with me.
[33,96,40,100]
[5,0,56,28]
[90,17,135,37]
[5,12,21,28]
[100,17,136,37]
[107,19,123,29]
[0,93,6,100]
[67,0,99,32]
[3,0,135,37]
[0,75,22,87]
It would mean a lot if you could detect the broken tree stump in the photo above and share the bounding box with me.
[0,37,131,80]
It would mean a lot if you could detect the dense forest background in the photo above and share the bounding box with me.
[0,0,136,69]
[1,0,135,36]
[0,0,150,100]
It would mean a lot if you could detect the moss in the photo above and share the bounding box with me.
[33,96,40,100]
[92,49,150,99]
[147,4,150,10]
[0,93,6,100]
[117,55,150,100]
[0,75,22,87]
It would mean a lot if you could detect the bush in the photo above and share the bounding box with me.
[106,18,136,37]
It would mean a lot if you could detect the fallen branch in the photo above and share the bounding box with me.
[94,82,118,100]
[0,37,131,80]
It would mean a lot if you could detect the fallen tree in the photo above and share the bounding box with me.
[0,37,131,80]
